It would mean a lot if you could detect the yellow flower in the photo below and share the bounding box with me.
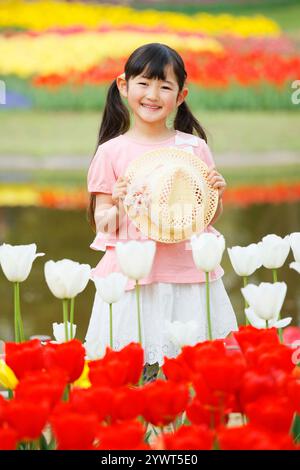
[0,360,19,390]
[0,31,222,77]
[72,361,91,389]
[0,0,280,37]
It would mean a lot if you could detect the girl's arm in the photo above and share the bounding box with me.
[94,176,128,234]
[207,166,226,226]
[94,194,127,234]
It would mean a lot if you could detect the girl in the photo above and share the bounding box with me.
[86,43,238,381]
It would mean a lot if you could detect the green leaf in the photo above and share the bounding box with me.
[144,430,152,443]
[292,413,300,443]
[39,433,49,450]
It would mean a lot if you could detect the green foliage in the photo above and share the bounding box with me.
[2,76,298,111]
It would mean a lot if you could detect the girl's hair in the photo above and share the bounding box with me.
[87,42,207,231]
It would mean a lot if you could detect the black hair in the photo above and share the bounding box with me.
[87,42,207,231]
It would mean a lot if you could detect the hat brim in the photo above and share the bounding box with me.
[124,146,219,243]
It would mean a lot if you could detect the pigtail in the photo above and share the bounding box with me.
[87,79,130,232]
[174,101,207,143]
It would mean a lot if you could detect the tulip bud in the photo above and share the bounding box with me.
[191,233,225,272]
[116,241,156,280]
[227,243,262,277]
[261,234,290,269]
[0,243,44,282]
[92,272,127,304]
[44,259,91,299]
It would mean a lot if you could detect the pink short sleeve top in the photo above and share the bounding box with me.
[87,130,224,290]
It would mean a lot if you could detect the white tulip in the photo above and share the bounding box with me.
[53,322,77,343]
[84,338,106,360]
[241,282,287,321]
[0,243,44,282]
[190,233,225,272]
[289,232,300,263]
[244,307,292,329]
[261,234,290,269]
[116,241,156,280]
[165,320,200,348]
[290,262,300,275]
[93,272,128,304]
[227,243,262,277]
[44,259,91,299]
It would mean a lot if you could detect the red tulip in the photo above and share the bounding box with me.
[234,325,279,354]
[246,396,295,434]
[43,339,85,383]
[0,425,18,450]
[5,339,44,379]
[88,342,143,388]
[69,386,114,422]
[4,399,50,441]
[14,369,67,409]
[50,411,99,450]
[217,424,296,450]
[154,424,214,450]
[141,379,190,427]
[96,420,149,450]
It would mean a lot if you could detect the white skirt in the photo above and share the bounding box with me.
[85,280,238,366]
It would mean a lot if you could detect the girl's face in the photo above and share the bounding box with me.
[117,65,188,125]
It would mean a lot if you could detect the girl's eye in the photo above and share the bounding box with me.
[139,82,147,85]
[162,86,171,90]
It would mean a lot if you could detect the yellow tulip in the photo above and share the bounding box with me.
[0,1,280,37]
[72,361,91,389]
[0,31,223,77]
[0,360,19,390]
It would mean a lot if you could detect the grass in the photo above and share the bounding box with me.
[1,110,300,157]
[4,163,300,189]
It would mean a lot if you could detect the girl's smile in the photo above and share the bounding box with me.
[117,64,188,128]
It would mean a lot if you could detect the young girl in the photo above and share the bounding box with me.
[85,43,238,380]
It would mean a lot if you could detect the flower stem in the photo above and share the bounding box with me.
[272,269,283,342]
[109,303,113,349]
[243,276,249,326]
[13,283,19,343]
[70,297,75,339]
[62,299,69,342]
[205,272,213,341]
[135,280,142,345]
[16,283,25,342]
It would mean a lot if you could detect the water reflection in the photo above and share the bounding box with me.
[0,203,299,342]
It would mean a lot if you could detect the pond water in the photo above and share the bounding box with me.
[0,203,299,343]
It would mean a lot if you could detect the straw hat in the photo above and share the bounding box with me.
[123,146,219,243]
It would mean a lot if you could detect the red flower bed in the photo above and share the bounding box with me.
[32,49,300,89]
[1,327,300,450]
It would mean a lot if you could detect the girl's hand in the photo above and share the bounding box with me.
[112,176,129,206]
[207,166,227,199]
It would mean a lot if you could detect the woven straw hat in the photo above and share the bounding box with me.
[123,147,219,243]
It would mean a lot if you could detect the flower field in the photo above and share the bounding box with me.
[1,181,300,209]
[1,0,300,110]
[0,334,300,450]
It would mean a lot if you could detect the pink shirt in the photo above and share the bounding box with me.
[87,129,224,291]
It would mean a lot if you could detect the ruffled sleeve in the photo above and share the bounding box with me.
[87,144,117,194]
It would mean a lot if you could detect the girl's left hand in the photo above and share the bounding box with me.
[207,166,227,199]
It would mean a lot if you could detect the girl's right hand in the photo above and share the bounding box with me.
[112,176,129,206]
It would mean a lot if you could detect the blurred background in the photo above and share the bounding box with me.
[0,0,299,342]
